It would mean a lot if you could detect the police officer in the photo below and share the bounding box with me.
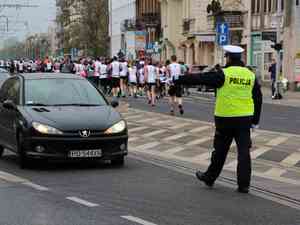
[179,45,262,193]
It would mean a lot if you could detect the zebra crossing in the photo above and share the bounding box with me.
[121,108,300,186]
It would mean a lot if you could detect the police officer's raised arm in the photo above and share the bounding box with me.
[178,70,225,88]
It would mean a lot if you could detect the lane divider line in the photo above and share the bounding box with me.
[121,215,158,225]
[66,197,99,207]
[23,182,49,191]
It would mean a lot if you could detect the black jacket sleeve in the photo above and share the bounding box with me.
[252,78,263,125]
[178,71,225,88]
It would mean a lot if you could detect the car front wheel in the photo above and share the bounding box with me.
[0,146,4,158]
[111,156,125,166]
[17,134,32,169]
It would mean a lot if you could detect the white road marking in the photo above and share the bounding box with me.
[129,137,140,142]
[121,216,157,225]
[135,142,161,151]
[189,152,211,163]
[23,182,49,191]
[124,115,144,120]
[280,152,300,167]
[129,126,149,132]
[251,147,272,159]
[143,130,166,137]
[169,123,191,130]
[140,118,159,123]
[266,136,289,146]
[224,160,237,169]
[185,137,211,146]
[66,197,99,207]
[189,125,211,133]
[151,120,173,126]
[163,146,185,155]
[163,133,189,141]
[0,171,27,183]
[263,168,287,177]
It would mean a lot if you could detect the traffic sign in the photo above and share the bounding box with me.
[216,23,229,46]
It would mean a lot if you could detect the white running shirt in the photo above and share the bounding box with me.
[111,61,120,78]
[168,63,181,81]
[146,65,157,83]
[129,66,137,83]
[100,64,108,79]
[120,62,128,77]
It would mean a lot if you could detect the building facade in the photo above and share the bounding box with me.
[161,0,249,66]
[109,0,136,58]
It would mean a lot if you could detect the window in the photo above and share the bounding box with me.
[0,78,20,105]
[256,0,261,13]
[252,0,256,13]
[264,0,267,12]
[268,0,272,12]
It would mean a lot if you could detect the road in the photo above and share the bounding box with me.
[0,152,299,225]
[0,95,299,225]
[125,94,300,134]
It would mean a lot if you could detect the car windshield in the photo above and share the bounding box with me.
[25,78,107,106]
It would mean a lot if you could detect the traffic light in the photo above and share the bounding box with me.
[271,43,282,51]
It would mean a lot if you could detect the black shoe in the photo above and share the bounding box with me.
[237,187,249,193]
[195,171,214,187]
[178,105,184,115]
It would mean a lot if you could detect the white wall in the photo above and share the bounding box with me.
[110,0,136,57]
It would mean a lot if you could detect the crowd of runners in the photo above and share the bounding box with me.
[1,55,193,115]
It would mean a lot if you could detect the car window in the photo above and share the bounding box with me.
[25,78,107,106]
[0,78,20,105]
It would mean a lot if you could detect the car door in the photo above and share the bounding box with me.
[0,77,21,150]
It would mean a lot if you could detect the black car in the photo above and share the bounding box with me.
[0,73,128,168]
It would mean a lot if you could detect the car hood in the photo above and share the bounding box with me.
[22,105,122,131]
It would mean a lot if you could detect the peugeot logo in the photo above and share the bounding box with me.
[79,129,90,138]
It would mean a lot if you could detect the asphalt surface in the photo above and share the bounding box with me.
[125,95,300,135]
[0,154,299,225]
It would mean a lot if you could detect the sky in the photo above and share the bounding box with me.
[0,0,56,43]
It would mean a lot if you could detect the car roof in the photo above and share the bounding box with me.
[19,73,84,80]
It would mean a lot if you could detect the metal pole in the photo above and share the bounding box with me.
[275,0,282,98]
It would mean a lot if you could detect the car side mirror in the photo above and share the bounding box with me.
[2,100,16,110]
[111,100,119,108]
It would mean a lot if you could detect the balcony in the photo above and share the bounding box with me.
[207,11,244,31]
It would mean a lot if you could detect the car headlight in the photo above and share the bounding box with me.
[104,120,126,134]
[32,122,63,135]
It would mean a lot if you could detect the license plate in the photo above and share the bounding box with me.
[69,149,102,158]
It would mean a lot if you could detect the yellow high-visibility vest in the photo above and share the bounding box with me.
[215,66,255,117]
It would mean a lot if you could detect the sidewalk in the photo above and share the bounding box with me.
[190,87,300,107]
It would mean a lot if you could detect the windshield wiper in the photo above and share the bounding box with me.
[26,103,49,106]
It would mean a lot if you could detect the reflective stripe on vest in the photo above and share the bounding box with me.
[215,66,255,117]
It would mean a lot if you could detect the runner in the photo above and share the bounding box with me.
[137,62,145,97]
[110,56,121,98]
[99,58,108,94]
[128,60,138,98]
[144,58,158,106]
[93,57,102,88]
[167,55,184,115]
[120,58,128,97]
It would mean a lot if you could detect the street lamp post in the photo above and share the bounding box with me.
[275,0,283,99]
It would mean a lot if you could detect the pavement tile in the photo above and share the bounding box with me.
[150,131,177,139]
[174,148,208,158]
[258,150,290,163]
[282,171,300,180]
[198,139,214,149]
[295,161,300,168]
[170,135,199,144]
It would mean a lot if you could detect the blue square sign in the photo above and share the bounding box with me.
[216,23,229,46]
